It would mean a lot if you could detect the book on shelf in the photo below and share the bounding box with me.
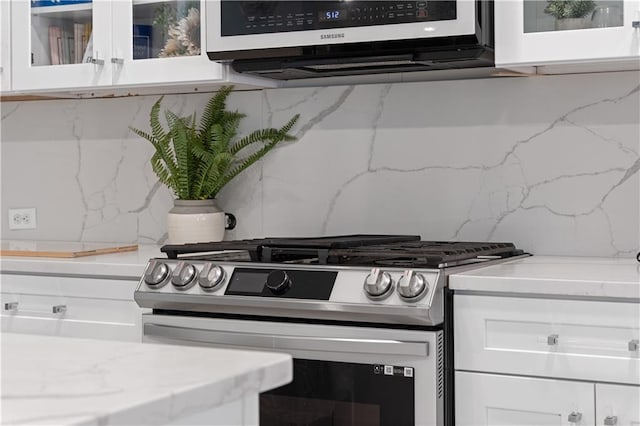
[73,23,82,64]
[48,22,92,65]
[133,24,152,60]
[48,26,61,65]
[81,30,93,63]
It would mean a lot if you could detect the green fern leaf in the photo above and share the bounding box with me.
[130,89,299,201]
[199,86,233,137]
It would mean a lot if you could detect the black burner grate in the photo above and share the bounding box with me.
[161,235,420,261]
[327,241,524,267]
[161,235,524,267]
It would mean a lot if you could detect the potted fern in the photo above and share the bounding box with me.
[544,0,595,30]
[130,86,299,244]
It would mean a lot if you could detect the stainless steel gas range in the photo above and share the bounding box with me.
[135,235,528,426]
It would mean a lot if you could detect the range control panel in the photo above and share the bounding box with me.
[138,259,441,307]
[221,1,456,36]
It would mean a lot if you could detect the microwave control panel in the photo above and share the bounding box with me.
[221,1,457,36]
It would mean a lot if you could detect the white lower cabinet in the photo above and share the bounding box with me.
[596,384,640,426]
[456,371,595,426]
[454,295,640,385]
[455,294,640,426]
[1,274,145,342]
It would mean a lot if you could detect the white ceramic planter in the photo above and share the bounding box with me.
[167,199,236,244]
[555,17,587,31]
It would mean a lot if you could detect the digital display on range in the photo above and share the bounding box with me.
[226,269,268,295]
[226,268,337,300]
[319,9,348,22]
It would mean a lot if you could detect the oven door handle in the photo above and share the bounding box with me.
[144,324,429,357]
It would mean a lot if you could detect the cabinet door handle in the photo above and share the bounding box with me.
[629,339,639,352]
[52,305,67,314]
[604,416,618,425]
[110,58,124,64]
[4,302,18,311]
[568,412,582,423]
[547,334,559,346]
[632,20,640,28]
[90,57,105,66]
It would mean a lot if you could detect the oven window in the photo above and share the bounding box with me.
[260,358,414,426]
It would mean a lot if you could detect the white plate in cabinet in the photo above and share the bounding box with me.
[456,371,595,426]
[454,295,640,385]
[1,293,143,341]
[495,0,640,70]
[596,384,640,426]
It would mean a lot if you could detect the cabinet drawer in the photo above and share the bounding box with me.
[1,293,143,341]
[1,274,139,300]
[456,371,595,426]
[596,384,640,426]
[454,295,640,384]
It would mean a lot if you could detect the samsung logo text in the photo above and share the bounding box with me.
[320,33,345,40]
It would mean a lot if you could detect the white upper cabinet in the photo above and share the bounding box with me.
[1,1,12,92]
[12,0,113,92]
[9,0,261,94]
[496,0,640,72]
[110,0,223,87]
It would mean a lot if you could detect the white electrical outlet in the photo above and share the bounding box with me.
[8,208,37,230]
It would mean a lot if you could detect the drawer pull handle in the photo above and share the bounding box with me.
[4,302,18,311]
[547,334,559,346]
[52,305,67,314]
[629,339,639,352]
[568,412,582,423]
[604,416,618,425]
[110,57,124,64]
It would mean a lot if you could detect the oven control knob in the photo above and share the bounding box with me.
[364,268,394,299]
[266,270,291,294]
[397,270,428,302]
[144,260,170,288]
[171,261,198,290]
[199,263,225,291]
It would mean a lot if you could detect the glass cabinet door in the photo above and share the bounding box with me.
[11,0,112,92]
[110,0,224,87]
[496,0,640,68]
[524,0,625,33]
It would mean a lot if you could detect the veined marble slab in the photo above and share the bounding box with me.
[1,72,638,258]
[1,333,292,425]
[450,255,640,299]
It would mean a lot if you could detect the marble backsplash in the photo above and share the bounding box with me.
[1,71,638,257]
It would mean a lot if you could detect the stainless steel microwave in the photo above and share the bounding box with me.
[206,0,494,80]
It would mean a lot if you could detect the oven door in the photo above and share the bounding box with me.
[206,0,477,54]
[143,314,443,426]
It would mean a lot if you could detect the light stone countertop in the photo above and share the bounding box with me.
[450,255,640,300]
[1,333,292,426]
[0,244,163,279]
[2,246,639,300]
